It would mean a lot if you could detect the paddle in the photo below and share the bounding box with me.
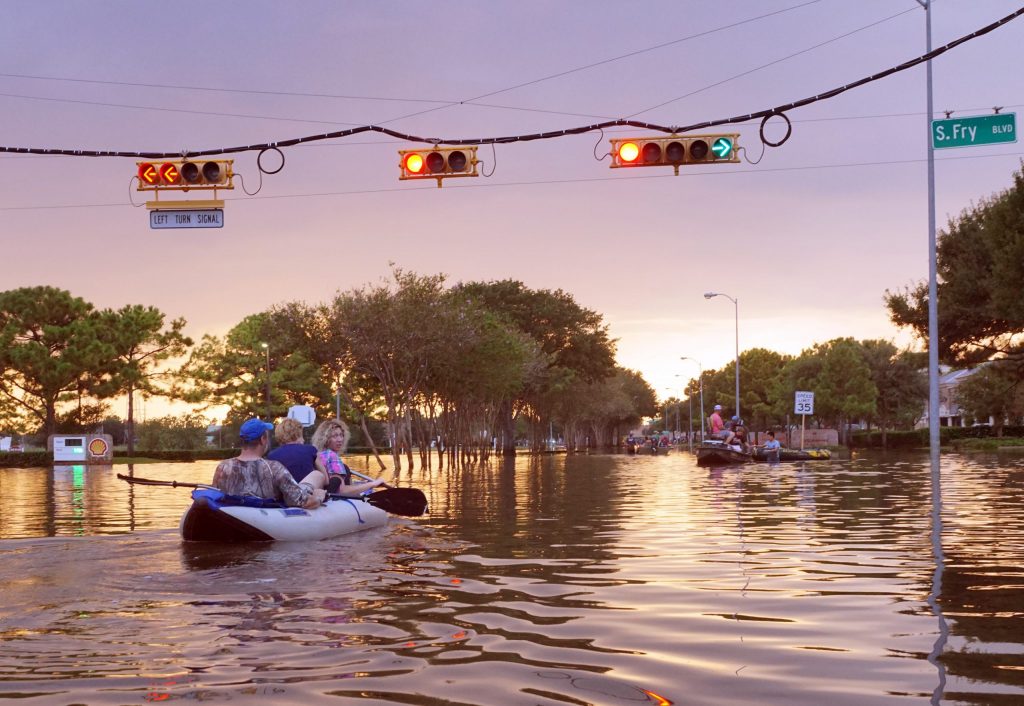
[339,467,429,517]
[117,473,216,490]
[340,487,428,517]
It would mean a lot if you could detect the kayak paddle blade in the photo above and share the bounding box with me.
[364,487,428,517]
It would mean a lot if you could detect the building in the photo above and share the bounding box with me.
[917,366,982,428]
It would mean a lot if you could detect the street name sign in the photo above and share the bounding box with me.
[150,209,224,229]
[794,391,814,415]
[931,113,1016,150]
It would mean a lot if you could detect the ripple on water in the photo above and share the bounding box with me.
[1,452,1023,704]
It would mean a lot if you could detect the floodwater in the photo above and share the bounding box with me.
[0,451,1022,705]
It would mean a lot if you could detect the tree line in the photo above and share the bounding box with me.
[5,158,1022,459]
[671,339,927,446]
[0,271,659,466]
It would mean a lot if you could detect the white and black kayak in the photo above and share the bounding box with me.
[179,488,389,542]
[117,473,428,543]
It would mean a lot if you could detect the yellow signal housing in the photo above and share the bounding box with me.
[398,146,479,187]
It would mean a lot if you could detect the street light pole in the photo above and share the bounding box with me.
[681,357,705,444]
[704,292,740,421]
[261,342,271,421]
[676,373,693,451]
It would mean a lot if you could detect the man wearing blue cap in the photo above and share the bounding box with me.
[211,418,327,509]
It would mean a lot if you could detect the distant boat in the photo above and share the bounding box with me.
[751,447,831,462]
[696,441,751,467]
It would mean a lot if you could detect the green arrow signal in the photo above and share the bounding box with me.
[711,137,733,158]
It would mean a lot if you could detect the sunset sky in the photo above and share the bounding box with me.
[3,1,1023,418]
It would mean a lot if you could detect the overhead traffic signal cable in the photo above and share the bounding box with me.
[5,147,1023,213]
[0,5,1021,163]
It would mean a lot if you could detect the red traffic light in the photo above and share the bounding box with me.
[399,146,479,187]
[618,142,640,163]
[404,153,425,174]
[158,163,180,185]
[138,163,158,185]
[609,134,739,174]
[136,159,234,191]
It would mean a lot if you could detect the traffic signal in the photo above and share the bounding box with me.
[609,134,740,174]
[399,146,479,187]
[136,159,234,191]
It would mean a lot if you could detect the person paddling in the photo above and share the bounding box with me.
[311,418,387,496]
[211,418,326,509]
[759,430,782,462]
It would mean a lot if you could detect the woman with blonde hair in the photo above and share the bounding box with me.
[311,418,386,496]
[267,417,328,485]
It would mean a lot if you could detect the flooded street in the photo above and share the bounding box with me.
[1,450,1022,705]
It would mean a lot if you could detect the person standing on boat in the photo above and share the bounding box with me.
[211,418,326,509]
[311,418,387,496]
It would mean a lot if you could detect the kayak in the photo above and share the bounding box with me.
[180,488,389,542]
[696,441,751,467]
[751,447,832,462]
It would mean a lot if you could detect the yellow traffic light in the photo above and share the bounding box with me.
[609,135,739,175]
[136,159,234,192]
[398,146,479,187]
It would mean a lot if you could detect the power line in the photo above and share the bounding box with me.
[0,6,1021,159]
[2,149,1020,212]
[0,102,1018,158]
[626,4,920,117]
[0,3,907,130]
[0,92,365,127]
[0,0,824,129]
[375,0,827,125]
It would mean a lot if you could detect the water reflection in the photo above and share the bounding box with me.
[0,453,1022,704]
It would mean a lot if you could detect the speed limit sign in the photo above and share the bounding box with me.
[794,391,815,415]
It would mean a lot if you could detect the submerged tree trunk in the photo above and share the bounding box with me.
[126,385,135,456]
[498,399,516,456]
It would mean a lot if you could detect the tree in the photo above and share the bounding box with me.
[886,165,1024,371]
[136,413,210,452]
[859,340,927,445]
[97,305,192,456]
[814,338,876,444]
[181,313,327,427]
[328,270,454,470]
[737,348,789,430]
[548,367,657,449]
[455,279,617,454]
[0,287,113,437]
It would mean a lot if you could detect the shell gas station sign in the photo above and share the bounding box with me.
[49,434,114,463]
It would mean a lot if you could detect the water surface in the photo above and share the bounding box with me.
[1,451,1022,705]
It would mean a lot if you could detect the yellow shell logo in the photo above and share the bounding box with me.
[88,438,109,456]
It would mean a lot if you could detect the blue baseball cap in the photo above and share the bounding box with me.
[239,418,274,443]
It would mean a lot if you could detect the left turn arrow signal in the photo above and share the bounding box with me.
[138,163,158,185]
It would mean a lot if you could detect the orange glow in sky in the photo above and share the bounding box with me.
[2,2,1022,422]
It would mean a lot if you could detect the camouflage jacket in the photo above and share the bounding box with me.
[211,457,314,507]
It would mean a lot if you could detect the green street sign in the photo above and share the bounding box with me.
[932,113,1016,149]
[711,137,733,158]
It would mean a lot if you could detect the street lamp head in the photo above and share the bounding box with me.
[703,292,717,299]
[260,342,269,349]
